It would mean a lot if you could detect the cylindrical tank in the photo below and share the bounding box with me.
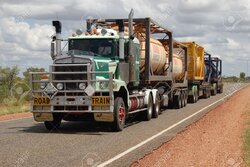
[171,53,184,80]
[139,38,184,80]
[140,38,167,74]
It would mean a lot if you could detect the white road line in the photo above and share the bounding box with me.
[97,85,248,167]
[0,116,32,123]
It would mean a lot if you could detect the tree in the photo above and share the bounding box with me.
[0,66,19,91]
[23,67,45,83]
[0,66,19,101]
[240,72,246,80]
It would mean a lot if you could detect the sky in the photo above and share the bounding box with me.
[0,0,250,76]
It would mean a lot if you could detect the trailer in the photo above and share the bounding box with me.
[204,52,223,94]
[29,10,188,131]
[180,42,209,102]
[180,42,223,103]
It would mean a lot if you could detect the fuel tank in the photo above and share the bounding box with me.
[140,38,184,80]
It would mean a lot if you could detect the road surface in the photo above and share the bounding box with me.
[0,83,246,167]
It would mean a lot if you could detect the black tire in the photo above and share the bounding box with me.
[174,94,181,109]
[218,85,223,94]
[152,93,160,118]
[208,88,211,98]
[211,83,217,96]
[143,94,153,121]
[112,97,126,132]
[203,89,210,99]
[44,113,62,130]
[188,95,195,103]
[180,92,185,108]
[184,91,188,106]
[188,87,196,103]
[207,89,210,98]
[194,87,198,103]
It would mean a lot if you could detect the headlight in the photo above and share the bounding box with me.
[40,83,46,89]
[56,83,63,90]
[79,83,86,90]
[99,81,108,89]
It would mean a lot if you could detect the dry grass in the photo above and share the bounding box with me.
[0,97,30,116]
[244,106,250,166]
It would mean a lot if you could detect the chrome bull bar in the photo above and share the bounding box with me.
[29,64,114,113]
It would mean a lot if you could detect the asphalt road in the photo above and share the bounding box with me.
[0,83,247,167]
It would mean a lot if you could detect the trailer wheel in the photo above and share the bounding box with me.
[194,87,198,102]
[180,92,185,108]
[188,95,195,103]
[184,91,188,106]
[188,86,196,103]
[174,94,181,109]
[218,85,223,94]
[143,94,153,121]
[44,113,62,130]
[152,92,160,118]
[211,83,217,96]
[112,97,126,132]
[203,88,210,99]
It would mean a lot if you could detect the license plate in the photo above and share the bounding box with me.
[33,96,51,106]
[92,96,110,106]
[33,112,53,122]
[94,113,114,122]
[65,101,77,105]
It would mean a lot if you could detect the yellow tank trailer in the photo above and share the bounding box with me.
[181,42,205,81]
[181,42,210,103]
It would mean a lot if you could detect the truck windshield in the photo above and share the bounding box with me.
[68,39,117,57]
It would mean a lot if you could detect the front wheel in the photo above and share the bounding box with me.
[112,97,126,132]
[44,113,62,130]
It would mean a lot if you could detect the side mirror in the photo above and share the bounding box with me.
[51,41,56,60]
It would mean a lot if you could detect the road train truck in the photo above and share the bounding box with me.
[29,10,188,131]
[180,42,223,103]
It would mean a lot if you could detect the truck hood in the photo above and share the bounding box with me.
[93,57,117,79]
[54,55,117,79]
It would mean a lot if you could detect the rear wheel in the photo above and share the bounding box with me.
[194,87,198,103]
[207,88,211,98]
[203,88,210,99]
[44,113,62,130]
[184,91,188,106]
[174,93,181,109]
[211,83,217,96]
[143,94,153,121]
[112,97,126,132]
[218,85,223,93]
[180,92,185,108]
[152,92,160,118]
[188,86,196,103]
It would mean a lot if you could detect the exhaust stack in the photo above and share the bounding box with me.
[116,20,125,60]
[128,9,136,82]
[52,21,62,57]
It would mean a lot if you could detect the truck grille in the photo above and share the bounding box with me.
[52,64,90,91]
[54,66,87,81]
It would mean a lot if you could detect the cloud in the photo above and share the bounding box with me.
[0,0,250,76]
[0,16,54,72]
